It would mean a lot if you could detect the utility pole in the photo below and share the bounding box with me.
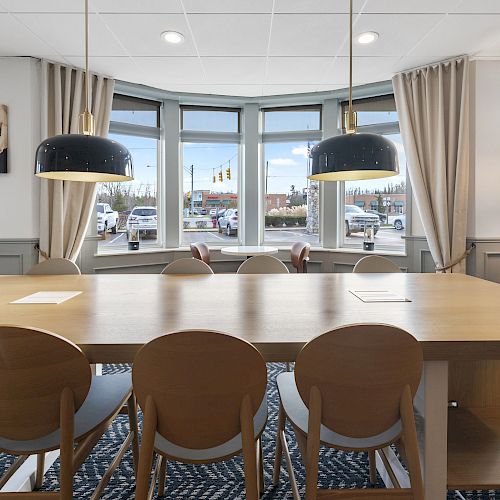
[189,164,194,215]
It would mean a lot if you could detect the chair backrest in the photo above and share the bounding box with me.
[190,242,210,265]
[26,258,81,276]
[0,326,91,441]
[295,324,422,439]
[133,330,267,449]
[290,242,311,273]
[352,255,402,273]
[237,255,289,274]
[161,258,214,275]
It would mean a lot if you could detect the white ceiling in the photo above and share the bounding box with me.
[1,0,500,97]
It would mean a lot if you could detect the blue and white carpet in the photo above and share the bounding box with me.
[0,363,498,499]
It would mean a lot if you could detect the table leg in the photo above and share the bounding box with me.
[420,360,449,500]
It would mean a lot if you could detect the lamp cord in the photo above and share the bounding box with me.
[85,0,90,113]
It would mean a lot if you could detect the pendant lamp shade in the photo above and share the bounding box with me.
[308,132,399,181]
[35,134,133,182]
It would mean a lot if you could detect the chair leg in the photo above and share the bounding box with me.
[273,402,286,485]
[240,394,259,500]
[157,455,167,497]
[368,449,377,485]
[257,438,264,496]
[136,396,158,500]
[305,387,321,500]
[35,453,45,489]
[127,392,140,474]
[400,385,424,500]
[59,387,75,500]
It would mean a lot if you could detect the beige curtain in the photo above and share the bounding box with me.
[392,57,470,273]
[39,60,115,261]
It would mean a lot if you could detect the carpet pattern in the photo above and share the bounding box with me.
[0,363,498,499]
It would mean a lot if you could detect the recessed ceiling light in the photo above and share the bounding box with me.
[356,31,379,45]
[161,31,185,44]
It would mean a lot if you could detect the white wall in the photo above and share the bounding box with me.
[0,57,40,239]
[468,59,500,238]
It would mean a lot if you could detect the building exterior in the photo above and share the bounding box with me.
[266,193,287,211]
[345,193,406,215]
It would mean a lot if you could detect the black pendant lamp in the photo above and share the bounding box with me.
[308,0,399,182]
[34,0,133,182]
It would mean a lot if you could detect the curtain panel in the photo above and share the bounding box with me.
[39,61,115,262]
[393,57,470,273]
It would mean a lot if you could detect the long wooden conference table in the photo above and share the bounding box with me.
[2,272,500,498]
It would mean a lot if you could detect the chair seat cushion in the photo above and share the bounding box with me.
[0,373,132,454]
[277,372,402,450]
[154,397,267,462]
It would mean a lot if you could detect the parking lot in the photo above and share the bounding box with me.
[98,226,405,251]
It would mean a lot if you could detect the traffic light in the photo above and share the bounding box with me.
[213,175,216,183]
[218,170,223,182]
[186,191,191,201]
[226,167,231,180]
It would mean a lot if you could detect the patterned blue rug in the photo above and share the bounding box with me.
[0,363,498,499]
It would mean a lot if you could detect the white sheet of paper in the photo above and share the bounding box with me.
[349,289,410,303]
[10,291,82,305]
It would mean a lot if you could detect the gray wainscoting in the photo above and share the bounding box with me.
[0,239,39,275]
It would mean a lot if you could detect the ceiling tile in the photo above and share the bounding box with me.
[188,14,271,56]
[0,13,59,56]
[94,0,183,13]
[274,0,364,14]
[266,57,335,84]
[134,57,204,84]
[408,14,500,58]
[65,56,139,81]
[347,13,444,57]
[0,0,85,12]
[15,13,127,56]
[364,0,461,14]
[183,0,273,14]
[262,84,344,95]
[166,83,264,96]
[326,56,402,85]
[101,13,196,56]
[452,1,500,14]
[270,14,347,56]
[202,57,267,83]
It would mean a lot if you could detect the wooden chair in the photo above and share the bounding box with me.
[133,330,268,500]
[190,242,211,265]
[273,324,424,500]
[290,242,311,273]
[237,255,289,274]
[161,258,214,275]
[0,325,139,500]
[26,258,81,275]
[353,255,402,273]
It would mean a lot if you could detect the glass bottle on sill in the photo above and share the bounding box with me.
[128,222,140,251]
[363,224,375,251]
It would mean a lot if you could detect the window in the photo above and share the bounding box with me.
[262,106,322,245]
[96,95,161,253]
[341,95,407,252]
[180,106,240,245]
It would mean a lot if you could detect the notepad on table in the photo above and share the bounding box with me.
[10,291,82,305]
[349,289,410,303]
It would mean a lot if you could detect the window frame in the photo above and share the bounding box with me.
[338,96,410,254]
[179,105,242,247]
[96,95,162,254]
[260,105,323,246]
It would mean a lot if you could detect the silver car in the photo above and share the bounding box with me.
[218,208,238,236]
[126,206,158,238]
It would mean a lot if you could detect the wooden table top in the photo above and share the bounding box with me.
[220,245,279,256]
[1,273,500,363]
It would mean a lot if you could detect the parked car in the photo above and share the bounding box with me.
[96,203,118,234]
[218,208,238,236]
[126,206,158,238]
[209,208,218,216]
[366,209,387,224]
[393,214,406,230]
[345,205,380,236]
